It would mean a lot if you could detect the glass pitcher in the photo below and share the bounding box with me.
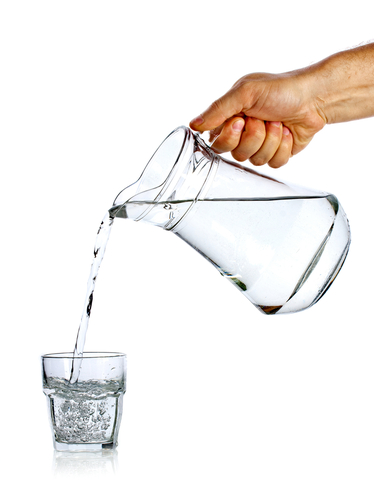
[109,126,350,315]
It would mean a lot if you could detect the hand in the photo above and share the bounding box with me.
[190,70,327,168]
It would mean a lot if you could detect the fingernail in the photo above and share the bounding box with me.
[233,120,244,131]
[283,126,290,136]
[190,115,204,127]
[272,121,281,127]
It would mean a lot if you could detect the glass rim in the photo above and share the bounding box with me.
[112,126,193,215]
[41,351,126,360]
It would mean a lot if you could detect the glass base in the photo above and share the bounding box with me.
[54,440,118,452]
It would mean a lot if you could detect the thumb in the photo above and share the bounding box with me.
[189,90,244,132]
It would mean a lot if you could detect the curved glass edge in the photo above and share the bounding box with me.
[41,352,126,359]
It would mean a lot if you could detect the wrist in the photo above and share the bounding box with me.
[300,45,374,124]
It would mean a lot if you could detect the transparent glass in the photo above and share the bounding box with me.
[110,126,351,315]
[42,352,127,452]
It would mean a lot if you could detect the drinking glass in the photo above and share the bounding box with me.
[42,352,126,452]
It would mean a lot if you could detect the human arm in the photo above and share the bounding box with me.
[189,42,374,167]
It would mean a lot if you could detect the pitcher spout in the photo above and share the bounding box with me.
[110,126,217,229]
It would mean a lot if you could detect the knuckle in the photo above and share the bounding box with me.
[210,98,228,123]
[268,159,283,169]
[250,156,266,167]
[253,129,266,143]
[246,120,266,142]
[232,150,248,162]
[268,129,282,141]
[211,136,235,154]
[268,154,290,169]
[211,98,223,112]
[221,128,241,149]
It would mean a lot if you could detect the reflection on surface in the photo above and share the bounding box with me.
[53,449,119,476]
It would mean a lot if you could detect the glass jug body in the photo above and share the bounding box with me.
[110,126,350,315]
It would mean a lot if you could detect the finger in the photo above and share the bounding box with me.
[231,117,266,162]
[268,126,293,168]
[189,88,245,132]
[209,116,245,154]
[209,112,245,142]
[249,121,283,167]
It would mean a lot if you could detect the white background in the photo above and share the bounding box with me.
[1,1,373,498]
